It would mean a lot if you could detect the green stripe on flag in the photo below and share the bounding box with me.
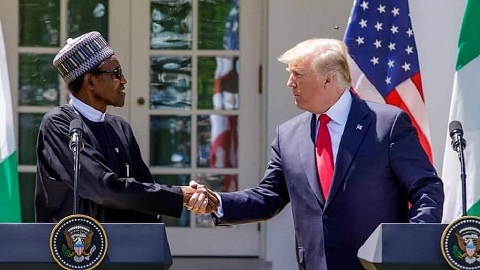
[0,152,21,222]
[467,200,480,217]
[456,0,480,70]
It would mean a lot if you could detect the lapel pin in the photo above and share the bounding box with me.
[356,124,363,131]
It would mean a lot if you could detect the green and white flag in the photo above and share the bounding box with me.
[0,20,21,222]
[442,0,480,223]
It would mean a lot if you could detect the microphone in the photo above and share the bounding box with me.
[69,119,84,152]
[449,120,468,216]
[449,120,466,152]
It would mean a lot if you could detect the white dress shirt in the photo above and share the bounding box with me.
[69,95,106,122]
[317,89,352,165]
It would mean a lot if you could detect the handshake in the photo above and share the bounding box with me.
[180,180,219,214]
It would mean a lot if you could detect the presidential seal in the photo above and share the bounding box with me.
[441,216,480,270]
[50,214,108,270]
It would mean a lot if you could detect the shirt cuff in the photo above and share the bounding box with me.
[213,192,224,218]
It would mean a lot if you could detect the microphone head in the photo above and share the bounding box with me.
[69,119,83,135]
[449,120,463,138]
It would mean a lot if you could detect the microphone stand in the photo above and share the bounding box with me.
[457,140,467,216]
[70,132,83,215]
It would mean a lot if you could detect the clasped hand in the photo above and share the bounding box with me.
[181,180,219,214]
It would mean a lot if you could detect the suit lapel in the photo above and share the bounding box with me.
[298,113,325,206]
[325,97,370,208]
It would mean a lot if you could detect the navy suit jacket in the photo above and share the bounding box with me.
[216,94,444,270]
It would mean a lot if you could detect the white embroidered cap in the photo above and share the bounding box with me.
[53,31,114,84]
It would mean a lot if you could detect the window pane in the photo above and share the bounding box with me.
[198,0,238,50]
[19,0,60,47]
[19,113,44,165]
[67,0,109,39]
[19,173,36,222]
[150,56,192,110]
[153,174,190,227]
[197,115,238,169]
[197,56,239,110]
[150,0,192,49]
[19,53,59,106]
[150,115,191,167]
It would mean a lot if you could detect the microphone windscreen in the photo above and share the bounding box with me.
[449,120,463,137]
[69,119,83,135]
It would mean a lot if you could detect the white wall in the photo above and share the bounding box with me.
[264,0,465,269]
[410,0,466,170]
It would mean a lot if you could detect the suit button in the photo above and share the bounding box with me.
[323,215,328,220]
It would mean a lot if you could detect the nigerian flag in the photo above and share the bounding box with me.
[0,20,21,222]
[442,0,480,223]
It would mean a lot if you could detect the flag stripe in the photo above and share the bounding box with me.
[441,0,480,220]
[0,19,22,222]
[409,72,425,100]
[456,0,480,70]
[468,201,480,217]
[442,56,480,223]
[0,20,15,160]
[396,75,431,143]
[385,88,433,163]
[0,153,21,222]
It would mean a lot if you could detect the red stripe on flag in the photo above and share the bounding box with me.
[410,73,425,101]
[385,89,433,164]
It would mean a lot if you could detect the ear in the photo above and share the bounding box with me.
[325,72,336,85]
[324,75,331,85]
[84,74,95,89]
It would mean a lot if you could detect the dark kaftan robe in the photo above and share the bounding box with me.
[35,104,184,222]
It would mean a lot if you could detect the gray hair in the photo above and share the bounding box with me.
[278,38,352,89]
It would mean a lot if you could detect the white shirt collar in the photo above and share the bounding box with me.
[69,95,106,122]
[318,89,352,125]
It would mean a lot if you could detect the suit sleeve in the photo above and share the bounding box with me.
[388,111,444,223]
[214,126,290,225]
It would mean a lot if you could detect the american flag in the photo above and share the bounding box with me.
[344,0,432,162]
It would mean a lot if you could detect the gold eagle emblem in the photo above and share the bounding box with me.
[456,232,480,264]
[63,225,97,262]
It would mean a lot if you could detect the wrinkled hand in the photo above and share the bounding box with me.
[180,180,219,214]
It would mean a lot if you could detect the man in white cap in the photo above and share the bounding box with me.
[35,31,217,222]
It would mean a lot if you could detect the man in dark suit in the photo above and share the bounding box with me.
[188,38,444,270]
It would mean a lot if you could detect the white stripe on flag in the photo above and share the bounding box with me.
[442,57,480,223]
[396,79,431,143]
[0,20,16,161]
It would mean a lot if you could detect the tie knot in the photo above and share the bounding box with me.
[320,114,331,124]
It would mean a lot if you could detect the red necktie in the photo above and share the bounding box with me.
[315,114,334,199]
